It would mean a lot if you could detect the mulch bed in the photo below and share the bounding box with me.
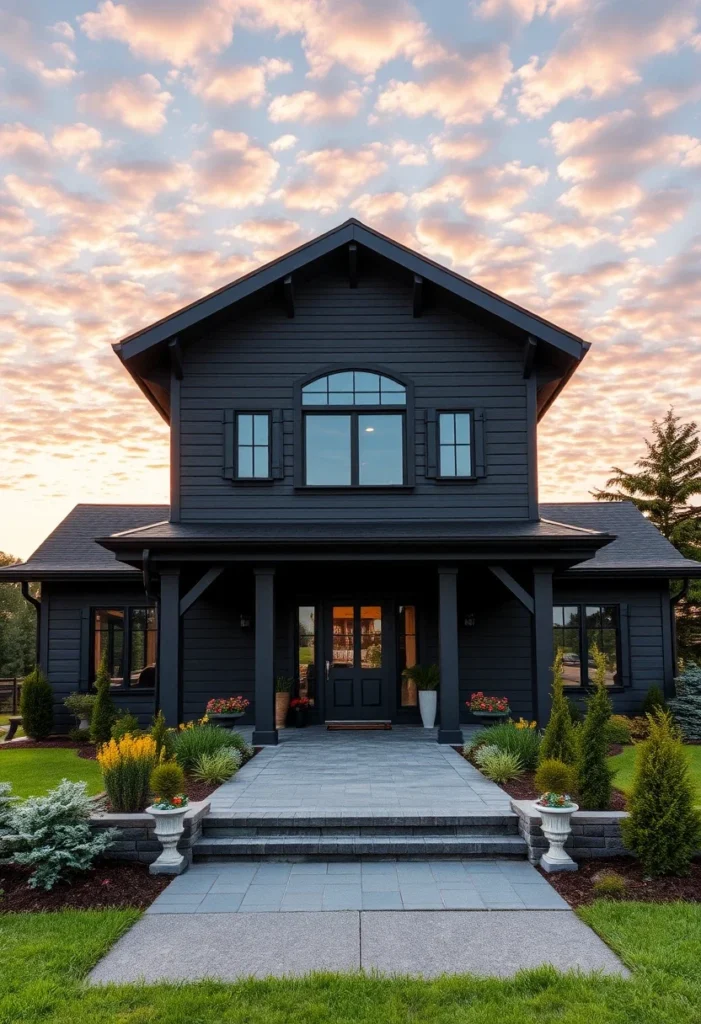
[183,779,219,802]
[498,770,628,810]
[0,738,97,759]
[542,856,701,907]
[0,860,170,913]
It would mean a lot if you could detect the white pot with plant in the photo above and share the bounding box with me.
[63,692,97,731]
[403,664,439,729]
[275,676,293,729]
[534,792,579,872]
[146,762,190,875]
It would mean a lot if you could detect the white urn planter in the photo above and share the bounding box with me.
[147,805,189,875]
[418,690,437,729]
[535,801,579,873]
[78,717,90,731]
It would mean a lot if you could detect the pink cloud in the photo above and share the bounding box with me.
[78,74,172,133]
[0,122,50,166]
[268,87,365,123]
[51,123,103,157]
[350,191,409,219]
[192,131,279,208]
[412,161,548,221]
[279,144,387,211]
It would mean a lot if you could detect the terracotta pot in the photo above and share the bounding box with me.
[275,691,291,729]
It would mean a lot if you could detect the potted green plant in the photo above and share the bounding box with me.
[402,664,439,729]
[275,676,294,729]
[290,696,311,727]
[204,696,250,730]
[467,691,510,722]
[534,791,579,873]
[63,692,97,731]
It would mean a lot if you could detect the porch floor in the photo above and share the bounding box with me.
[209,725,511,817]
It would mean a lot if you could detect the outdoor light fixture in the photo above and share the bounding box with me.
[463,612,476,627]
[239,613,252,629]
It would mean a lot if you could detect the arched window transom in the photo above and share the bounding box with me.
[302,371,406,407]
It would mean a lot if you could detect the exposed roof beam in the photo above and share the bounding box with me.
[348,243,358,288]
[284,275,294,318]
[168,337,183,380]
[488,565,535,615]
[523,336,537,379]
[179,566,223,616]
[413,274,423,318]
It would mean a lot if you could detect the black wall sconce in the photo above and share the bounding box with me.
[239,612,253,630]
[463,612,476,628]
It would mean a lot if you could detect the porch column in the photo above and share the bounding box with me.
[533,566,554,727]
[158,569,181,726]
[438,567,463,745]
[252,568,278,746]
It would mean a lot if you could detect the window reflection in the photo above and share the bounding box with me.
[332,606,354,666]
[553,605,581,686]
[360,606,382,668]
[129,608,157,688]
[358,415,403,485]
[305,415,351,485]
[298,605,316,704]
[94,609,124,687]
[399,605,418,706]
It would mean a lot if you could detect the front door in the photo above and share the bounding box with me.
[324,602,391,720]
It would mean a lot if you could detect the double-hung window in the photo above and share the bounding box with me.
[236,412,271,480]
[302,371,407,486]
[438,412,472,478]
[553,604,621,687]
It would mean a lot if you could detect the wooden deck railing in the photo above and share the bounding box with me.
[0,678,21,714]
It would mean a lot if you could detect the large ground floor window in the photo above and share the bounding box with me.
[553,604,619,686]
[92,606,157,689]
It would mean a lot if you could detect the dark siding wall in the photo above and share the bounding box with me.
[178,270,530,522]
[554,579,671,714]
[44,582,155,731]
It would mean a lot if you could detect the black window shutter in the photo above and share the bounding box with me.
[474,408,486,478]
[619,603,631,687]
[271,409,284,479]
[223,410,234,480]
[425,409,437,478]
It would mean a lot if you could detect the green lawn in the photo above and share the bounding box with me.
[609,743,701,803]
[0,748,103,799]
[1,902,701,1023]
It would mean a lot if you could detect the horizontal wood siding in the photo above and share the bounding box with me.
[44,582,155,730]
[554,580,670,713]
[179,270,530,522]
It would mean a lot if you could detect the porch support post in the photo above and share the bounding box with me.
[533,566,554,727]
[253,568,278,746]
[158,570,181,726]
[438,567,463,745]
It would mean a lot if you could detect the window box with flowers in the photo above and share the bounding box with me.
[204,696,250,731]
[290,696,311,727]
[467,692,510,721]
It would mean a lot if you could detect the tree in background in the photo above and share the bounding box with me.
[0,553,36,680]
[593,408,701,664]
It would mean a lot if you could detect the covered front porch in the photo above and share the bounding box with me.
[98,520,611,743]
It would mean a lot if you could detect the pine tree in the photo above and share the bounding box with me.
[90,653,117,745]
[622,710,701,876]
[577,646,614,809]
[539,649,578,765]
[19,666,54,740]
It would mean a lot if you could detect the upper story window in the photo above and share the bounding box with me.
[438,412,472,478]
[302,372,406,487]
[237,412,271,479]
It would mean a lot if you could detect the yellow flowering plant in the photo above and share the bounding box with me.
[515,718,537,730]
[97,733,160,812]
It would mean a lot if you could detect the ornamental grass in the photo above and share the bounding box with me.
[97,734,159,813]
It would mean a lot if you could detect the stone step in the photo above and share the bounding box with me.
[202,812,519,837]
[193,834,528,861]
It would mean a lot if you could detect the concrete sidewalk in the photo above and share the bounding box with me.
[89,909,629,983]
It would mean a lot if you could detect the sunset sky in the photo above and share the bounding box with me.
[1,0,700,559]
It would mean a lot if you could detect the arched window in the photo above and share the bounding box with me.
[302,371,407,487]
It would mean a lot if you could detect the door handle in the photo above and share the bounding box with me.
[325,660,330,682]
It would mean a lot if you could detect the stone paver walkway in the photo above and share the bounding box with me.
[89,909,629,983]
[209,725,509,816]
[147,859,568,913]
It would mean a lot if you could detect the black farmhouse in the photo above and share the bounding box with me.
[4,220,700,745]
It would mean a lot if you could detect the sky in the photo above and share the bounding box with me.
[1,0,700,560]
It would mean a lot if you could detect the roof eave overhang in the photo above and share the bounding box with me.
[561,566,701,579]
[0,568,142,582]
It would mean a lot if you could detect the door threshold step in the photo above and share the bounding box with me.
[193,834,527,860]
[203,812,519,829]
[326,721,392,730]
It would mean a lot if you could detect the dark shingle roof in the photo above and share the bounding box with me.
[542,502,701,575]
[0,505,168,578]
[1,500,699,580]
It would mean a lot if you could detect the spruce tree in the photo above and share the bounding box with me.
[539,649,578,765]
[19,666,54,740]
[90,653,117,744]
[577,646,614,810]
[622,710,701,876]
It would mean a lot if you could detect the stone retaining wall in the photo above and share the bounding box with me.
[510,799,628,863]
[89,800,210,865]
